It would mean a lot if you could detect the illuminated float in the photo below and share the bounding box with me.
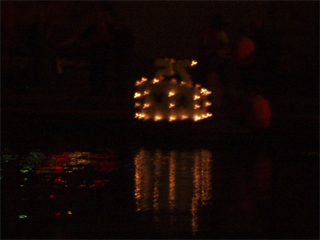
[134,58,212,121]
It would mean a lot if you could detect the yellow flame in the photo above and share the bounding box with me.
[143,103,150,108]
[135,77,148,86]
[201,88,212,95]
[169,116,177,121]
[194,95,201,100]
[168,91,175,97]
[134,92,142,98]
[153,78,160,84]
[191,60,198,66]
[144,90,150,95]
[154,115,163,121]
[194,115,202,121]
[194,104,201,109]
[135,102,141,107]
[169,103,175,108]
[135,113,145,119]
[205,101,212,107]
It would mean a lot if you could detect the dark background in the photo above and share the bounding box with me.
[2,1,319,95]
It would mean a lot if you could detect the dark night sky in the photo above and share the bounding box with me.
[2,1,319,85]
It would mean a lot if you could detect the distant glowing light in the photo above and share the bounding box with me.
[154,115,163,121]
[55,212,61,217]
[181,115,189,120]
[200,88,212,95]
[205,101,212,107]
[135,77,148,86]
[18,215,28,219]
[169,116,177,121]
[153,78,160,84]
[169,103,175,108]
[67,211,72,215]
[20,185,24,187]
[194,95,201,100]
[168,91,175,97]
[194,104,201,109]
[135,113,146,119]
[134,92,142,98]
[180,81,186,86]
[135,102,141,107]
[194,115,202,121]
[195,84,201,88]
[143,103,150,108]
[143,90,150,95]
[191,60,198,66]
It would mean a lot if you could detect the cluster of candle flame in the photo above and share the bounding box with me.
[134,76,212,122]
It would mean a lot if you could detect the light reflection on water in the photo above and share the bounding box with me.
[134,149,214,233]
[134,148,272,235]
[2,147,273,237]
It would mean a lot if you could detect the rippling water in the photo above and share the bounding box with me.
[1,143,318,238]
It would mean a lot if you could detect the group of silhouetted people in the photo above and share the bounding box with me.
[82,10,135,95]
[197,15,277,129]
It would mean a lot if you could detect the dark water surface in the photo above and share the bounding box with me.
[1,115,319,239]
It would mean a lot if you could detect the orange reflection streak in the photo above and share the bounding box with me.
[133,149,213,234]
[153,150,162,211]
[134,149,143,211]
[191,150,201,233]
[201,150,212,205]
[169,151,177,211]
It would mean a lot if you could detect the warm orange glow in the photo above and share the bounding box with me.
[200,88,212,95]
[168,91,175,97]
[181,115,189,120]
[143,103,150,108]
[169,103,175,108]
[135,113,146,119]
[194,95,201,100]
[135,102,141,107]
[135,77,148,86]
[152,78,160,84]
[194,104,201,109]
[134,92,142,98]
[194,115,202,121]
[180,81,186,86]
[143,90,150,95]
[169,116,177,121]
[154,115,163,121]
[191,60,198,66]
[205,101,212,107]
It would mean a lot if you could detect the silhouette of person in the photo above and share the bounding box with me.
[27,13,50,86]
[82,10,115,95]
[235,27,257,90]
[111,16,135,89]
[197,15,230,87]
